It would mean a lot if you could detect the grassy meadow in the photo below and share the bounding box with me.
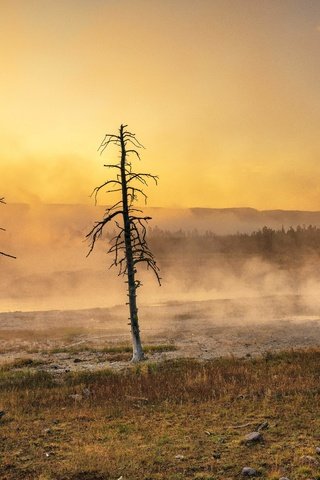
[1,349,320,480]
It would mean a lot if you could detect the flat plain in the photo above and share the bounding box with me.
[1,295,320,479]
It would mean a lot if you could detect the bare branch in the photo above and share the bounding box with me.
[123,132,145,149]
[125,137,145,149]
[127,172,158,186]
[86,210,123,256]
[126,149,142,160]
[127,186,148,204]
[90,180,122,205]
[98,134,121,155]
[134,258,161,285]
[0,251,16,259]
[0,197,16,259]
[106,188,122,194]
[103,164,122,169]
[106,200,123,215]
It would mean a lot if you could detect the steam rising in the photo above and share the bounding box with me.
[1,203,320,318]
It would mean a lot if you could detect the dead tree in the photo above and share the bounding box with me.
[0,198,16,259]
[87,124,160,362]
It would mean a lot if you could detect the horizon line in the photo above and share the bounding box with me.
[5,202,320,214]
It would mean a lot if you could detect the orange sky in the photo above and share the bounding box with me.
[1,0,320,209]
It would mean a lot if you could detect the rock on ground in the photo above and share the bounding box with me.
[243,431,263,444]
[242,467,257,476]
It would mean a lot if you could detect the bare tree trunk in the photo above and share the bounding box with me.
[87,124,160,362]
[119,125,144,362]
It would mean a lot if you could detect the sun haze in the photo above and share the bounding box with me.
[1,0,320,209]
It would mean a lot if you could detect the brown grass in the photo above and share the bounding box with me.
[1,350,320,479]
[48,343,176,359]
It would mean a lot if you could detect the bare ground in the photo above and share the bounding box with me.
[0,294,320,371]
[1,295,320,479]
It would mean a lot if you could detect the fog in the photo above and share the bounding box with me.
[1,203,320,317]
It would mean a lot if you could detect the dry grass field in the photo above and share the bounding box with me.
[1,295,320,479]
[1,348,320,479]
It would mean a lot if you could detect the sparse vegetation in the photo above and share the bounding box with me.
[46,343,176,362]
[0,357,45,371]
[48,344,176,355]
[1,350,320,479]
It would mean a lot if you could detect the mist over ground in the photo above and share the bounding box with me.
[1,203,320,314]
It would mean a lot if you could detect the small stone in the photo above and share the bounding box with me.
[52,419,59,424]
[242,467,257,476]
[279,477,290,480]
[175,454,185,460]
[244,431,263,444]
[43,428,52,434]
[316,446,320,455]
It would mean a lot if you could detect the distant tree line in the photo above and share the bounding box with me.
[140,225,320,263]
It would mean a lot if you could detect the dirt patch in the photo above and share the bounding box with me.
[0,295,320,372]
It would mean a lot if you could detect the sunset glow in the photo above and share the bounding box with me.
[1,0,320,209]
